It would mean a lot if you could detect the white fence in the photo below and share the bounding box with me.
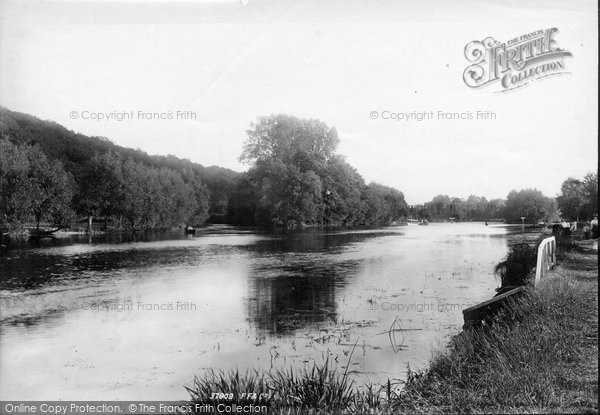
[534,236,556,285]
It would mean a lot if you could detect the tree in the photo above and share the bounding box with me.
[238,115,337,227]
[240,114,339,167]
[556,173,598,221]
[0,140,75,230]
[1,108,233,228]
[0,140,34,225]
[247,160,323,228]
[362,183,407,225]
[581,172,598,220]
[227,173,258,225]
[503,188,556,223]
[448,197,466,220]
[79,151,125,230]
[556,178,585,221]
[465,195,488,221]
[184,173,211,226]
[428,195,451,220]
[485,198,506,220]
[235,114,407,228]
[320,156,366,225]
[120,158,147,229]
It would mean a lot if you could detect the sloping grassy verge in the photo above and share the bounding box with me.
[394,243,598,414]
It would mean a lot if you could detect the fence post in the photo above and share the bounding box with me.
[535,236,556,286]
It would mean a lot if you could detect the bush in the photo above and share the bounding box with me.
[494,242,538,291]
[555,232,584,261]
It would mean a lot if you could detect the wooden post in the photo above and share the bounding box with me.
[534,236,556,286]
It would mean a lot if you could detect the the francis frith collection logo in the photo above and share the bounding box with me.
[463,28,572,92]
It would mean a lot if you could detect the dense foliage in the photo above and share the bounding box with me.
[503,188,558,223]
[0,107,237,225]
[77,151,210,230]
[556,173,598,221]
[229,114,407,227]
[0,140,209,231]
[494,241,539,290]
[0,140,75,230]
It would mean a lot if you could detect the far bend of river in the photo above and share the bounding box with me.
[0,223,525,399]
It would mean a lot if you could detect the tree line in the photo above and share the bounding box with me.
[410,173,597,224]
[0,140,210,231]
[409,195,507,222]
[0,107,596,232]
[0,111,408,232]
[0,107,239,227]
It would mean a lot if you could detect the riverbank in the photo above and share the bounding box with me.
[393,239,598,413]
[186,239,598,413]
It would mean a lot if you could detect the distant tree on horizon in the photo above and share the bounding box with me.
[557,172,598,221]
[503,188,557,224]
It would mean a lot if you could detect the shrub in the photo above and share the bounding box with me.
[494,242,537,290]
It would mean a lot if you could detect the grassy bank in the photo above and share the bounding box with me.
[186,241,598,414]
[395,242,598,413]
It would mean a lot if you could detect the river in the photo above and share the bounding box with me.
[0,223,520,400]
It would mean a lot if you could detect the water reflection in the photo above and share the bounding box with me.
[250,229,402,254]
[248,272,337,334]
[245,230,395,334]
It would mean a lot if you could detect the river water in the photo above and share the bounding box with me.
[0,223,519,400]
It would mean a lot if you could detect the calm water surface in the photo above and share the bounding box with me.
[1,223,518,399]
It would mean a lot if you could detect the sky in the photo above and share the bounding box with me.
[0,0,597,204]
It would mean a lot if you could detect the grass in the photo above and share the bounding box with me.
[185,241,598,414]
[185,342,398,413]
[494,240,539,291]
[394,241,598,414]
[185,357,385,413]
